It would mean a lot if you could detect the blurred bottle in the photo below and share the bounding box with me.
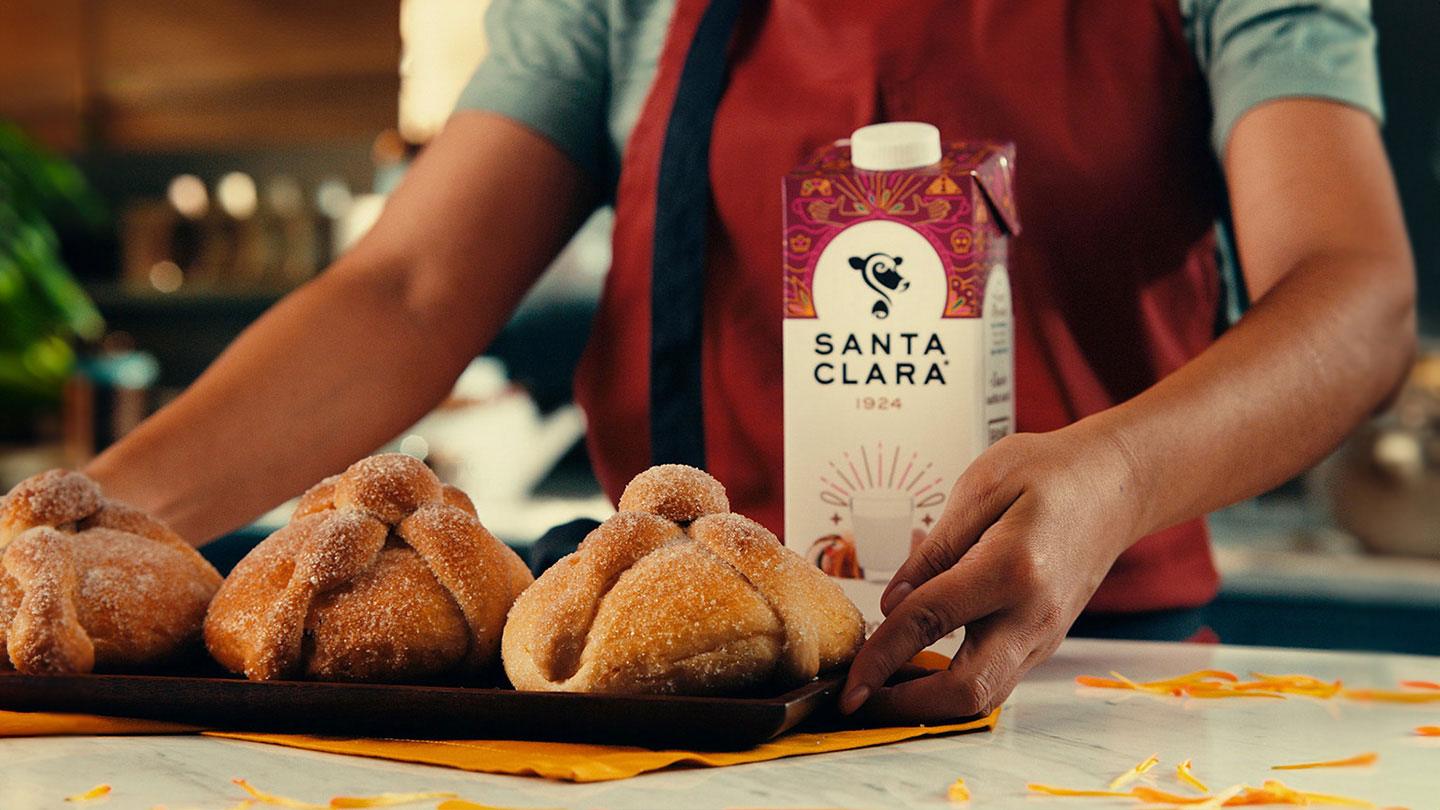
[259,174,318,286]
[216,172,264,286]
[62,332,160,465]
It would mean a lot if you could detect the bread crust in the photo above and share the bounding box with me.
[203,454,532,682]
[0,470,221,674]
[503,465,864,694]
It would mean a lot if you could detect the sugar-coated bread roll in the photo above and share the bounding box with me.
[503,465,864,694]
[0,470,222,674]
[204,454,532,682]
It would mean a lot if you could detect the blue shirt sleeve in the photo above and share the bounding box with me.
[1182,0,1385,158]
[452,0,611,186]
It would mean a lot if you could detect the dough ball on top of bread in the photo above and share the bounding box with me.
[0,470,222,674]
[204,453,532,682]
[503,464,864,695]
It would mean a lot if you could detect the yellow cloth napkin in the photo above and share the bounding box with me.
[0,708,997,783]
[208,711,999,782]
[0,709,200,737]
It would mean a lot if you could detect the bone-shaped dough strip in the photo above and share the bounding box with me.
[0,567,19,669]
[689,514,821,683]
[397,503,528,669]
[246,510,387,680]
[3,528,95,673]
[527,511,684,682]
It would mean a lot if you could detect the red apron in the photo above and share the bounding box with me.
[574,0,1227,613]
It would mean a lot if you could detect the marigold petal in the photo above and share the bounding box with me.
[1075,676,1130,688]
[1341,689,1440,703]
[65,785,111,802]
[1399,681,1440,690]
[232,779,327,810]
[1025,784,1132,797]
[1108,754,1159,789]
[1141,670,1239,687]
[947,778,970,802]
[1196,784,1245,808]
[1109,671,1142,688]
[329,792,459,808]
[1271,752,1377,770]
[1183,687,1283,699]
[1177,759,1211,793]
[1249,672,1330,686]
[1132,787,1212,804]
[1415,726,1440,736]
[429,795,558,801]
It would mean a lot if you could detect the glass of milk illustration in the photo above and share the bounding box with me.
[849,491,914,579]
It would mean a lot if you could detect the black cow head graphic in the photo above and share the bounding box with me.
[849,253,909,319]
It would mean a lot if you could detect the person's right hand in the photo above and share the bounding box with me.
[838,425,1141,724]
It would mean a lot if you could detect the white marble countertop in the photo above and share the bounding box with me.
[3,639,1439,810]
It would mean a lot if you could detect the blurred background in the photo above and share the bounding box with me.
[0,1,1436,652]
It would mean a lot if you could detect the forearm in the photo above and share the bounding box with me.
[1082,99,1416,544]
[1084,250,1414,541]
[81,112,596,544]
[83,262,475,543]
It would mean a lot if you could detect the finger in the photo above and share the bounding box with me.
[841,556,1005,714]
[880,446,1022,616]
[866,601,1073,726]
[856,616,1033,725]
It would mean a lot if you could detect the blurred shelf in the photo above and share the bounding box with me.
[86,281,291,312]
[86,281,291,388]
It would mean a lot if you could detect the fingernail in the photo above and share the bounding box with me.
[839,685,870,715]
[881,581,913,614]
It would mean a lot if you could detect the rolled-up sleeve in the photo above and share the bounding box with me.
[453,0,610,185]
[1183,0,1384,157]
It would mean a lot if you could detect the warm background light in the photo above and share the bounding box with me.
[399,0,493,144]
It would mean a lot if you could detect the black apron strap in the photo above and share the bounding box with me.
[648,0,743,468]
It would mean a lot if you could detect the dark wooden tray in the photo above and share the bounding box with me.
[0,664,842,750]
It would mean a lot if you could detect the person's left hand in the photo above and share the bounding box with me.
[837,424,1142,724]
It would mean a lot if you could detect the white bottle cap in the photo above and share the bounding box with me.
[849,122,942,171]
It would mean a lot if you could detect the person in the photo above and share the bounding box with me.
[83,0,1415,723]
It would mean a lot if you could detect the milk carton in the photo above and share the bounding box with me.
[782,123,1020,641]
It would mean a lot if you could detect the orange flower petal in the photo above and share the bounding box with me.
[1399,681,1440,690]
[1341,689,1440,704]
[1132,787,1212,804]
[1415,726,1440,736]
[329,792,458,808]
[65,785,111,802]
[1271,752,1377,770]
[1183,686,1282,699]
[1196,784,1246,809]
[1249,672,1330,686]
[1109,753,1160,789]
[231,779,327,810]
[1177,759,1211,793]
[947,778,970,802]
[1075,676,1130,688]
[1025,784,1132,797]
[432,795,561,801]
[1141,670,1240,687]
